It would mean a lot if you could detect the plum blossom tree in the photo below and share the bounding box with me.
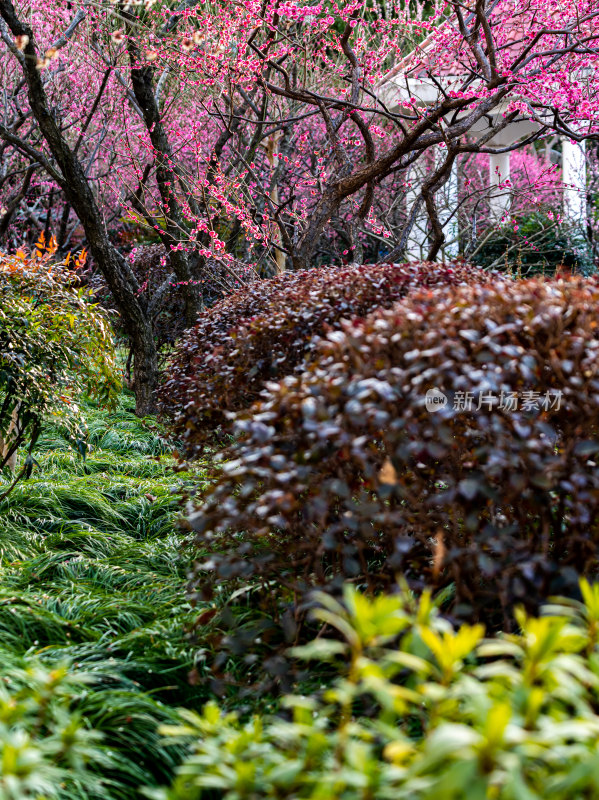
[116,0,599,265]
[0,0,598,410]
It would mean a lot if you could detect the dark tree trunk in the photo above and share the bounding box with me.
[127,41,201,326]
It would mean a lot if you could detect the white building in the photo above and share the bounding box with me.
[377,42,588,260]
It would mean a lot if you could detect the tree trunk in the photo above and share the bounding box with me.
[266,132,286,273]
[127,42,201,326]
[132,332,159,416]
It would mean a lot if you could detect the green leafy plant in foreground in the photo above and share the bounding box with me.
[0,658,109,800]
[156,579,599,800]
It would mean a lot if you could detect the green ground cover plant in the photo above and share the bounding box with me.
[0,395,211,799]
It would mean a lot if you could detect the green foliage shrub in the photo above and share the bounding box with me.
[0,656,111,799]
[473,214,594,276]
[0,236,120,472]
[186,276,599,630]
[161,260,492,454]
[155,580,599,800]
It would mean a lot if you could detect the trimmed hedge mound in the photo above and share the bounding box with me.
[161,260,491,453]
[186,276,599,627]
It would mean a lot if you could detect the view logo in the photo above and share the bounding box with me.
[425,388,448,412]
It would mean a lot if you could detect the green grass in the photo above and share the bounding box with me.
[0,392,212,799]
